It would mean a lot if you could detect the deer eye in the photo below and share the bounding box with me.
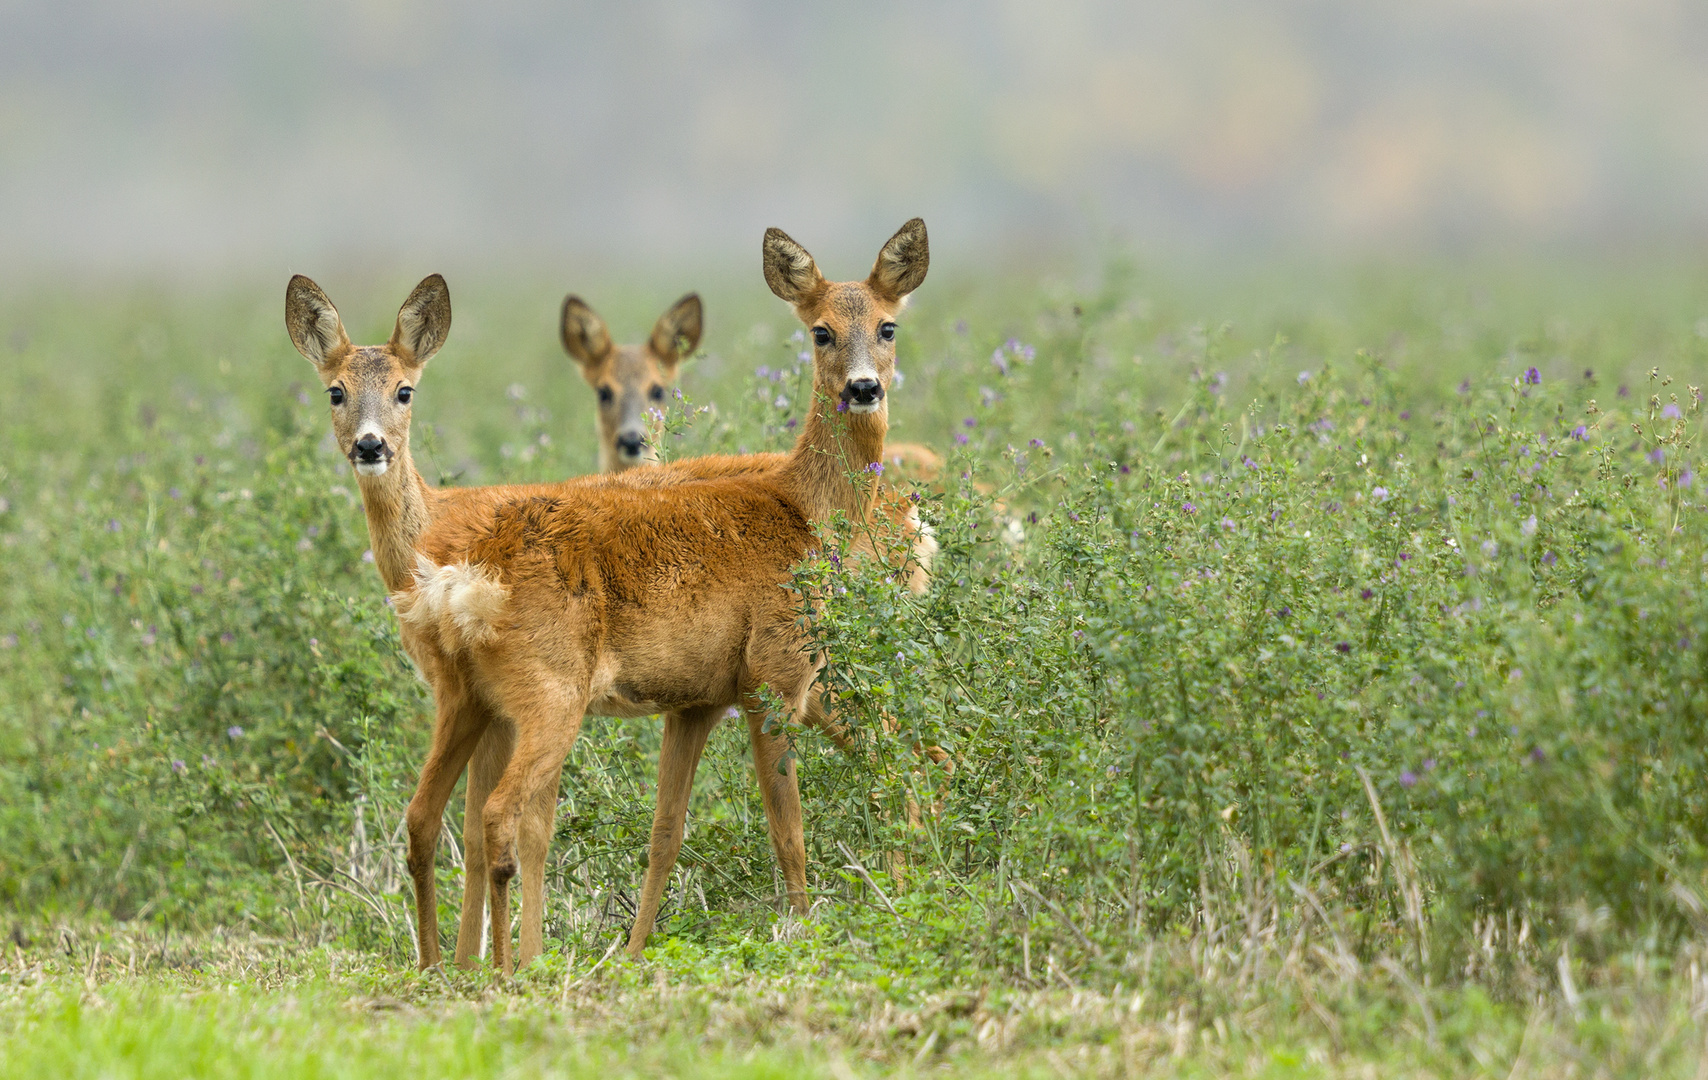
[396,386,413,405]
[649,385,665,402]
[328,387,345,406]
[878,322,896,342]
[812,326,832,348]
[598,386,614,405]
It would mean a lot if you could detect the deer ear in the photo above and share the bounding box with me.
[868,218,929,303]
[285,275,351,368]
[762,228,825,305]
[390,274,452,365]
[649,293,703,366]
[560,296,613,372]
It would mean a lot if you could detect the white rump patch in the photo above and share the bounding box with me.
[909,508,938,578]
[393,554,508,653]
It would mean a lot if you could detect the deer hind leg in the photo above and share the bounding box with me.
[454,718,512,969]
[515,759,564,968]
[626,705,721,959]
[742,696,810,917]
[480,682,585,978]
[405,685,488,971]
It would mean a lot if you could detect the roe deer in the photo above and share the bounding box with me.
[560,291,945,486]
[561,293,702,472]
[285,219,932,975]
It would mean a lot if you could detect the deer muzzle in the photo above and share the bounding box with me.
[842,377,885,413]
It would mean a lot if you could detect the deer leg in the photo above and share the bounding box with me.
[481,689,585,978]
[742,699,810,916]
[405,689,487,971]
[516,759,564,968]
[453,719,512,969]
[627,705,720,959]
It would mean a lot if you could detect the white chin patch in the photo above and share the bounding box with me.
[354,460,389,477]
[846,401,881,415]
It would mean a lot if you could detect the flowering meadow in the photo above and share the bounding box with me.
[4,262,1708,1075]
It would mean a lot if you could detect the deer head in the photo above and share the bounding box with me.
[763,218,928,421]
[285,274,451,479]
[561,293,703,471]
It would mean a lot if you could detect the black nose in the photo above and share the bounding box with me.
[615,432,647,456]
[354,434,385,463]
[844,378,884,406]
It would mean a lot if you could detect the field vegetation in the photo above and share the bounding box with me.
[5,256,1708,1075]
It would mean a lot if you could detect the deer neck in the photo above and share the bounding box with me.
[784,393,888,525]
[353,444,435,593]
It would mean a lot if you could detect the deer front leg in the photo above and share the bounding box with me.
[743,700,810,917]
[405,691,487,971]
[627,705,720,959]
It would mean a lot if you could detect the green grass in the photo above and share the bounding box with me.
[2,923,1703,1077]
[6,255,1708,1074]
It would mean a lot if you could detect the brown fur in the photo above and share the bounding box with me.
[285,220,931,976]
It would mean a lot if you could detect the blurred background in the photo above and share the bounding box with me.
[4,0,1708,281]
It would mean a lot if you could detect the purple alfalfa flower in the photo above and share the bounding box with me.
[1523,367,1541,385]
[1618,384,1630,398]
[963,416,977,428]
[755,365,772,379]
[1399,770,1418,789]
[219,632,235,645]
[1458,379,1472,395]
[954,319,968,336]
[1275,605,1291,619]
[1029,438,1045,449]
[227,725,244,739]
[1570,425,1587,440]
[836,399,849,413]
[1181,501,1197,514]
[1371,486,1390,502]
[1529,746,1546,764]
[954,432,969,446]
[1680,470,1695,489]
[1648,447,1666,465]
[1297,370,1312,385]
[1360,588,1373,600]
[1336,641,1352,654]
[1664,403,1682,419]
[1209,371,1228,394]
[1399,411,1411,420]
[864,461,884,476]
[106,519,121,532]
[990,349,1010,377]
[1220,516,1236,530]
[1423,757,1437,771]
[894,652,905,663]
[1067,511,1081,523]
[171,759,187,775]
[1542,550,1557,566]
[168,486,182,500]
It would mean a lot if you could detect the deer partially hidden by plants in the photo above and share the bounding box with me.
[560,291,945,485]
[561,293,702,472]
[285,219,932,975]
